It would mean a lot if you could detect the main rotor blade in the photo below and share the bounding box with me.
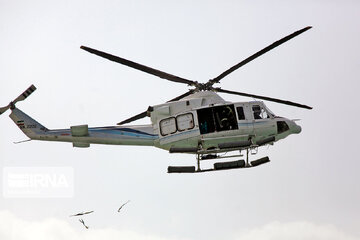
[80,46,197,86]
[210,26,312,84]
[117,90,196,125]
[167,89,195,102]
[215,88,312,109]
[117,110,148,125]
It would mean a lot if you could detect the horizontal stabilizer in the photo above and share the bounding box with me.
[71,125,89,137]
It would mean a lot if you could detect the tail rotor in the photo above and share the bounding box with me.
[0,84,36,115]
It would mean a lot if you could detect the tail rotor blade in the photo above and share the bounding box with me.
[0,106,10,115]
[13,84,37,103]
[0,84,36,115]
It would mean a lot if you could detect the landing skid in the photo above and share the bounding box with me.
[168,149,270,173]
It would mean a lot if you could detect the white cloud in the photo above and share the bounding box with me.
[236,221,358,240]
[0,210,182,240]
[0,210,358,240]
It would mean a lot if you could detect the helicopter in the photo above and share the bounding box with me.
[0,26,312,173]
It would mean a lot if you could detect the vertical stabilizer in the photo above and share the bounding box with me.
[9,108,47,139]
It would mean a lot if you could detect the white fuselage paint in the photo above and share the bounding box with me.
[9,91,302,153]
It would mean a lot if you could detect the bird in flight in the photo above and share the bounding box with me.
[69,210,94,217]
[79,219,89,229]
[118,200,130,212]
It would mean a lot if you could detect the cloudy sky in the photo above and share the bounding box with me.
[0,0,359,239]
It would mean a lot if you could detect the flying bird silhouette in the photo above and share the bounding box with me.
[118,200,130,212]
[79,218,89,229]
[69,210,94,217]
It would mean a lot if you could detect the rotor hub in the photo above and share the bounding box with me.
[195,81,216,91]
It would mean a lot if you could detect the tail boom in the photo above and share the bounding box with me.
[3,85,157,147]
[10,108,157,147]
[39,125,157,147]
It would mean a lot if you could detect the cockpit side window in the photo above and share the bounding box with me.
[252,105,270,120]
[252,105,262,119]
[261,108,269,119]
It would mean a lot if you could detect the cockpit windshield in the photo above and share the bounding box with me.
[263,104,276,118]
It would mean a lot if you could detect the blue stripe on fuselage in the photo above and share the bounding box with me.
[90,127,158,139]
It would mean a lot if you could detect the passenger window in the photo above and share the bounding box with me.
[236,107,245,120]
[160,117,177,136]
[177,113,194,131]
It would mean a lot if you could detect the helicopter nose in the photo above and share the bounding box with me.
[292,122,302,134]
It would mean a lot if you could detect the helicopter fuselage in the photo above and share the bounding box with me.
[8,91,301,156]
[151,91,301,153]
